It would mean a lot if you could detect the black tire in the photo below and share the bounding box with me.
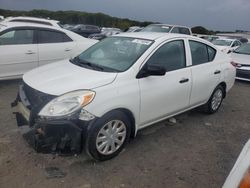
[85,110,131,161]
[203,85,224,114]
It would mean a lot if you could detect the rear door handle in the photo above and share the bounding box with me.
[25,50,35,55]
[179,78,189,84]
[214,70,221,74]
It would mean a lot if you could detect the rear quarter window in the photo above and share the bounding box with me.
[189,40,217,66]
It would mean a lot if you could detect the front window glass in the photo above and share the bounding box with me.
[74,37,153,72]
[234,44,250,55]
[212,39,232,46]
[147,40,186,71]
[141,25,172,33]
[0,29,34,45]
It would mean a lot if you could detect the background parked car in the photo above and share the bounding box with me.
[0,22,97,80]
[63,24,75,30]
[230,43,250,81]
[1,16,62,28]
[70,24,101,38]
[141,24,192,35]
[126,26,144,32]
[212,38,242,53]
[88,27,122,40]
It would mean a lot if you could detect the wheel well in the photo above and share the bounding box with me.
[116,108,136,138]
[219,82,227,98]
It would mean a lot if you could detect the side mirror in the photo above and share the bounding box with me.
[136,64,166,79]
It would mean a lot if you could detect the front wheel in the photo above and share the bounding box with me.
[203,85,224,114]
[86,110,131,161]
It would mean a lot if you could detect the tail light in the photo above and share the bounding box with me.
[239,168,250,188]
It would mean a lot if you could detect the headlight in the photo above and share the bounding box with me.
[39,90,95,117]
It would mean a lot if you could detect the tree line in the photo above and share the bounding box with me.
[0,9,155,30]
[0,8,215,34]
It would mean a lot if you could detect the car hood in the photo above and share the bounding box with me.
[231,52,250,65]
[23,60,117,96]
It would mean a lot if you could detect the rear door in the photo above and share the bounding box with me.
[188,40,221,106]
[37,29,76,66]
[0,28,38,79]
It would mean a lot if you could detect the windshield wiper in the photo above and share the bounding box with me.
[70,57,104,71]
[79,61,104,71]
[70,57,120,72]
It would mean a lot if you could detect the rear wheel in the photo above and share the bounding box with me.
[203,85,224,114]
[86,110,131,161]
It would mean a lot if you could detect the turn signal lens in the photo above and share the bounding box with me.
[239,168,250,188]
[81,92,95,107]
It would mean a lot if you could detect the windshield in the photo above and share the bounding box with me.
[234,43,250,55]
[141,25,172,33]
[74,37,153,72]
[212,39,232,46]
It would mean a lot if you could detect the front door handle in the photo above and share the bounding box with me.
[179,78,189,84]
[214,70,221,74]
[25,50,35,55]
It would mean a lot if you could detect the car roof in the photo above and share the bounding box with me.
[147,23,190,29]
[3,16,59,24]
[0,21,61,30]
[116,32,195,41]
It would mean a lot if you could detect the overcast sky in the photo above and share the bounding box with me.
[0,0,250,31]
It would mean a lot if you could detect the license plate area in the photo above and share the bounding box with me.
[17,101,30,122]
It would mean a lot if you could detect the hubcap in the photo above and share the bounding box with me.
[211,89,223,111]
[96,120,126,155]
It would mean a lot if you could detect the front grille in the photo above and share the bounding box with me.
[236,69,250,80]
[23,83,56,110]
[22,82,56,126]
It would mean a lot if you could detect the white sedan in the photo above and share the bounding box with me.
[230,43,250,81]
[0,22,97,80]
[212,38,242,53]
[13,32,236,161]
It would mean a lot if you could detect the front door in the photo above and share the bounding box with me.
[138,39,192,126]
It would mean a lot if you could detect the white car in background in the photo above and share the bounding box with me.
[230,43,250,81]
[13,32,236,161]
[1,16,62,28]
[141,24,192,35]
[0,22,97,80]
[212,38,242,53]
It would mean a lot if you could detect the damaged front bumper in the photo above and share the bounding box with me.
[12,85,96,155]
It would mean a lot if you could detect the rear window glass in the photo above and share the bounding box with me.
[38,30,72,43]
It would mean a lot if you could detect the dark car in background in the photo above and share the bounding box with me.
[70,24,101,38]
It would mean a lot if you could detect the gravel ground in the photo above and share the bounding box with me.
[0,80,249,188]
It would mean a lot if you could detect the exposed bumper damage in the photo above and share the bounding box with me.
[11,84,95,155]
